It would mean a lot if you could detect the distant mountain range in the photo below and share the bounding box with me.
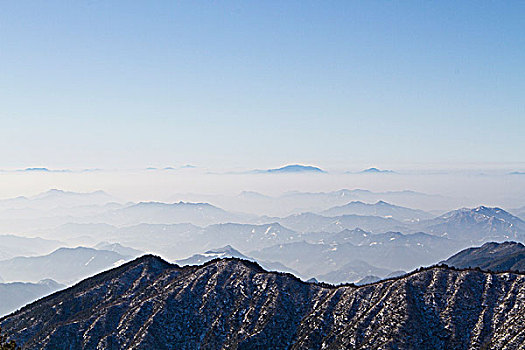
[271,212,409,233]
[21,202,524,282]
[0,188,452,233]
[87,201,253,227]
[43,222,301,261]
[196,223,299,253]
[0,247,132,284]
[321,200,432,222]
[352,271,410,285]
[2,256,525,349]
[177,245,251,265]
[443,241,525,272]
[174,227,460,284]
[171,188,449,216]
[177,245,300,276]
[360,167,395,174]
[16,168,71,173]
[0,235,63,260]
[249,229,460,279]
[0,189,117,210]
[0,189,122,232]
[315,259,393,285]
[0,279,64,317]
[33,205,524,283]
[422,206,525,243]
[252,164,326,174]
[94,242,143,258]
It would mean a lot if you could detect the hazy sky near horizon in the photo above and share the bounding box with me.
[1,1,524,169]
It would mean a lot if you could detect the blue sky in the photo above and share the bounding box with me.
[1,1,524,169]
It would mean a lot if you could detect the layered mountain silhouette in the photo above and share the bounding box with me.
[250,230,460,278]
[177,245,300,276]
[315,259,393,284]
[0,189,116,210]
[0,247,132,284]
[94,242,143,258]
[93,201,251,227]
[0,235,63,260]
[423,206,525,242]
[321,200,432,222]
[170,188,447,217]
[0,279,64,317]
[272,212,408,233]
[1,256,525,349]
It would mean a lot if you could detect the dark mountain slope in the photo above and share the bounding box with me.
[1,257,525,349]
[1,256,322,349]
[443,241,525,272]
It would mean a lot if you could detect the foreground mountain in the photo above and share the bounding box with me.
[2,256,525,349]
[0,279,64,317]
[423,206,525,243]
[0,247,131,284]
[443,241,525,272]
[321,200,433,222]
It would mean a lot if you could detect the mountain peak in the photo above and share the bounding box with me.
[259,164,326,174]
[430,207,525,242]
[131,254,172,267]
[321,199,431,221]
[472,205,505,214]
[360,167,394,174]
[205,245,243,256]
[443,206,518,220]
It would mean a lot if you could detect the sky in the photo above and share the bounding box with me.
[1,1,524,170]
